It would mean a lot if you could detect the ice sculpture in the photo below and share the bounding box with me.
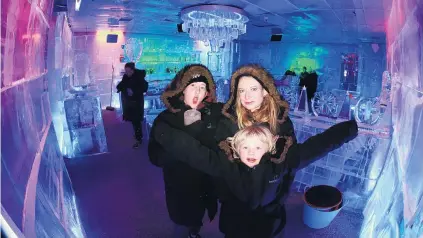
[73,52,93,87]
[353,72,391,126]
[355,97,383,125]
[311,91,340,118]
[278,85,300,111]
[63,88,108,158]
[295,86,310,115]
[124,38,143,62]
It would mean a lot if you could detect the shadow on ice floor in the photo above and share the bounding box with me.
[65,110,363,238]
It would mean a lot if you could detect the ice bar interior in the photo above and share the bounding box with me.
[1,0,422,237]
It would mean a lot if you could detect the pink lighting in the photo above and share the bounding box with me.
[22,33,41,41]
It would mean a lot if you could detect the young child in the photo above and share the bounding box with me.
[153,119,358,237]
[227,125,277,168]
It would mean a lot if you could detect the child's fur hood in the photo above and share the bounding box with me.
[161,64,217,113]
[221,64,290,124]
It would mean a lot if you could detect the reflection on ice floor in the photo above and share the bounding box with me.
[66,110,362,237]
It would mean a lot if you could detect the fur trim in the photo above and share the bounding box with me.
[161,64,216,113]
[218,140,235,162]
[221,64,290,125]
[271,136,294,164]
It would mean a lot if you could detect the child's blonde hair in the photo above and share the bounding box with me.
[227,125,277,159]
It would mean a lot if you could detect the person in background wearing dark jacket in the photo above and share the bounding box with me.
[116,62,148,149]
[150,64,357,237]
[299,67,318,114]
[148,64,221,238]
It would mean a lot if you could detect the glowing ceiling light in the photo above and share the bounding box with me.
[75,0,81,11]
[180,5,249,52]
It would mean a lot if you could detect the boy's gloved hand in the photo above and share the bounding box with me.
[184,109,201,125]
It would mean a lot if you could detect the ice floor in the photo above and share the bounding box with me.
[65,110,363,238]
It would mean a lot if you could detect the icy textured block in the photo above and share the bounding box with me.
[35,127,86,237]
[144,95,166,126]
[277,85,300,111]
[64,95,108,157]
[291,120,391,212]
[215,78,230,103]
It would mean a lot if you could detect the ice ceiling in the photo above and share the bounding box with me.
[66,0,388,43]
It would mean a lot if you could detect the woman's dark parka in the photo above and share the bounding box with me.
[151,64,359,238]
[147,64,222,228]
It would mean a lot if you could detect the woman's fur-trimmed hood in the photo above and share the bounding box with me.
[161,64,217,113]
[222,64,290,123]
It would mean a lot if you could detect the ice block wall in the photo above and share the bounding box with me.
[72,31,126,110]
[1,0,85,236]
[360,0,423,237]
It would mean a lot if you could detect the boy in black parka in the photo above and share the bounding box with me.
[148,64,222,238]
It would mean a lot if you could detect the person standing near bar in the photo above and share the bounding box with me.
[117,62,149,148]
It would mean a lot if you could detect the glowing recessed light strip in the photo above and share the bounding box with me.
[75,0,81,11]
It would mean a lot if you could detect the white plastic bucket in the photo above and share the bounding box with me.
[302,185,343,229]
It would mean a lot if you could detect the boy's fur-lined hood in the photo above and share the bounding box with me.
[161,64,217,113]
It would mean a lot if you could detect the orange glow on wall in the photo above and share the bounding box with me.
[22,33,41,41]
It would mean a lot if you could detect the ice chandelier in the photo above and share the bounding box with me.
[181,5,249,52]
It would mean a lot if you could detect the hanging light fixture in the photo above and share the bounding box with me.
[181,5,249,52]
[75,0,81,11]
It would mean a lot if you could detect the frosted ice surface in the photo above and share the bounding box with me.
[291,120,391,212]
[1,4,86,236]
[360,1,423,237]
[64,94,108,158]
